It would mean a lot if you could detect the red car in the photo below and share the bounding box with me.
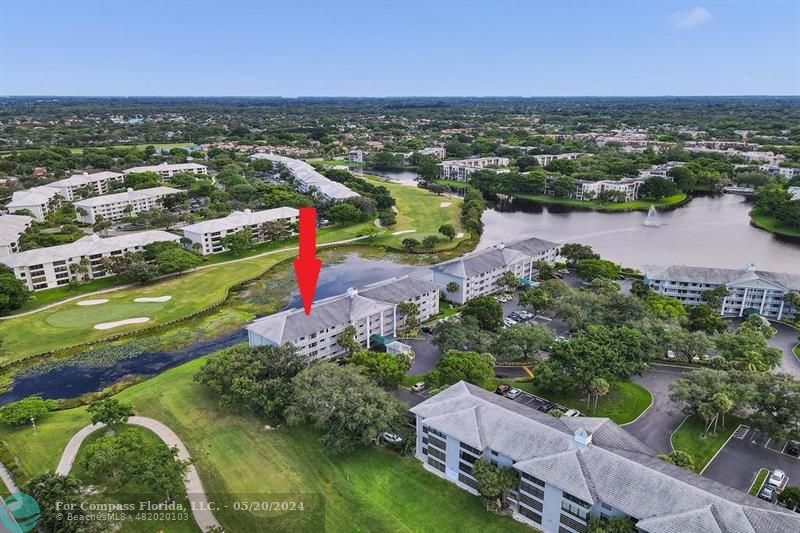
[495,384,510,395]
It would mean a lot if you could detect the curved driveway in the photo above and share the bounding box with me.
[770,321,800,378]
[56,416,221,532]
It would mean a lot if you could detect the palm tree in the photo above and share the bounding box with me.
[587,378,609,410]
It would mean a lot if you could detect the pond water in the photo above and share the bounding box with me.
[479,193,800,272]
[0,254,417,404]
[361,167,423,186]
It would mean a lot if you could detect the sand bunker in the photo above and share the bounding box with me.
[134,296,172,303]
[456,232,464,238]
[392,229,416,235]
[94,317,150,330]
[77,299,109,306]
[439,202,452,208]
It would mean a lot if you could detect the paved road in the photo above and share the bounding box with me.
[770,322,800,378]
[56,416,221,532]
[703,426,800,493]
[624,364,691,454]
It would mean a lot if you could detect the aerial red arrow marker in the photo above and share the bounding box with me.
[294,207,322,315]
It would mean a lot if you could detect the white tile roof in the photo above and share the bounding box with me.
[432,236,559,279]
[49,171,123,188]
[411,382,800,533]
[73,186,183,208]
[249,154,359,200]
[182,207,299,235]
[123,162,206,174]
[644,264,800,291]
[0,214,33,247]
[1,230,179,268]
[6,186,60,208]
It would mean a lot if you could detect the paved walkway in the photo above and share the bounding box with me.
[56,416,221,532]
[0,234,370,320]
[0,462,19,493]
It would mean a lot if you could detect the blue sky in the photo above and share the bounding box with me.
[1,0,798,96]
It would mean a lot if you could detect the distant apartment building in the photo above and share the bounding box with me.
[182,207,299,255]
[419,146,446,160]
[432,237,560,304]
[644,264,799,320]
[347,150,365,163]
[73,186,183,224]
[412,381,800,533]
[759,164,800,179]
[47,171,124,201]
[1,231,179,291]
[533,152,582,167]
[246,276,441,360]
[5,186,62,222]
[249,154,359,202]
[0,214,34,257]
[441,157,511,181]
[123,162,207,179]
[788,186,800,201]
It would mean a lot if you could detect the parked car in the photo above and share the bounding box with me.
[411,382,425,393]
[758,484,776,502]
[505,388,522,400]
[563,409,581,417]
[785,441,800,457]
[495,384,510,396]
[421,326,433,334]
[503,318,517,327]
[767,469,786,488]
[380,432,403,445]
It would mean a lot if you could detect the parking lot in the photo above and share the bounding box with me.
[500,387,579,417]
[702,425,800,496]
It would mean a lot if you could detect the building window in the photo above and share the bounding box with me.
[460,442,481,456]
[561,499,590,521]
[458,473,480,490]
[427,435,446,451]
[560,514,587,533]
[427,457,445,473]
[428,447,446,462]
[519,481,544,500]
[519,506,542,524]
[521,472,545,487]
[519,493,543,512]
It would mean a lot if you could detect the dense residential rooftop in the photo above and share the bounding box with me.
[412,382,800,533]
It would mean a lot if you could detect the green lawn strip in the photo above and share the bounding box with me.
[4,356,528,533]
[484,378,652,425]
[16,277,120,312]
[670,414,743,473]
[508,192,688,212]
[748,468,769,496]
[69,424,197,533]
[0,255,291,362]
[749,209,800,238]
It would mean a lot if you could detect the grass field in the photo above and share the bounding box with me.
[0,253,292,363]
[748,468,769,496]
[483,379,652,425]
[670,415,743,473]
[509,192,688,212]
[750,209,800,238]
[2,356,528,533]
[794,344,800,361]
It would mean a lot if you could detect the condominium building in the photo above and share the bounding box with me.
[347,150,365,163]
[419,146,446,160]
[1,230,179,291]
[181,207,299,255]
[5,186,62,222]
[644,264,799,320]
[123,162,207,179]
[0,214,33,257]
[760,164,800,179]
[411,381,800,533]
[246,276,441,360]
[47,171,124,201]
[432,237,561,304]
[533,153,582,167]
[789,186,800,201]
[249,154,360,202]
[441,157,511,181]
[73,187,183,224]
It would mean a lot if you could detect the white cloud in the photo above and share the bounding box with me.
[668,6,712,29]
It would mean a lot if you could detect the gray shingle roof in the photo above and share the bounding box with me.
[6,186,60,208]
[0,214,33,247]
[431,236,559,279]
[411,382,800,533]
[644,264,800,291]
[181,207,299,235]
[73,186,182,207]
[123,162,206,174]
[250,154,359,200]
[359,276,442,305]
[49,171,123,188]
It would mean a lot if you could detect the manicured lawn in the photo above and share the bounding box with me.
[748,467,769,496]
[670,414,743,473]
[16,277,120,312]
[794,344,800,361]
[0,254,292,362]
[3,356,528,533]
[510,192,688,212]
[750,209,800,238]
[484,379,652,425]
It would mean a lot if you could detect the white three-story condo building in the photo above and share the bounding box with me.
[123,162,207,179]
[440,156,510,181]
[0,214,33,257]
[246,277,440,360]
[47,171,124,201]
[249,154,359,202]
[412,382,800,533]
[74,187,183,224]
[432,237,561,304]
[181,207,299,255]
[5,186,62,222]
[2,231,179,291]
[644,264,799,320]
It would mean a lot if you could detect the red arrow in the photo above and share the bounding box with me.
[294,207,322,315]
